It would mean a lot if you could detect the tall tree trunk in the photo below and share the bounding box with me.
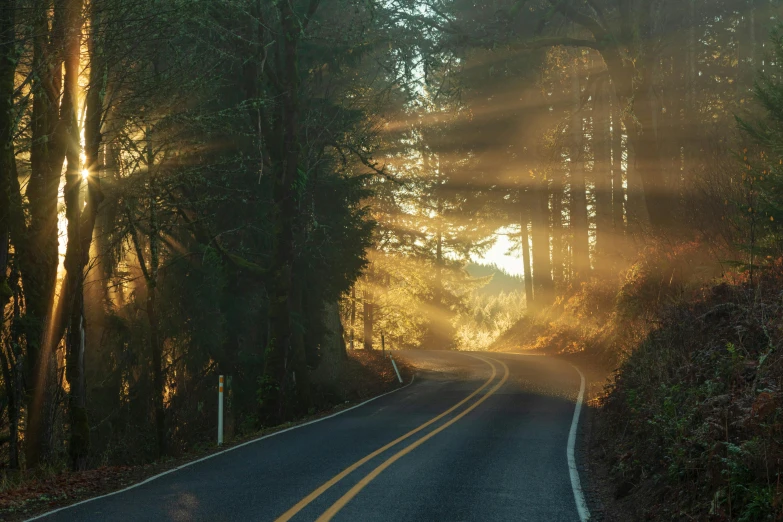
[434,225,443,308]
[23,0,70,469]
[60,0,88,470]
[363,286,373,350]
[628,128,665,231]
[610,82,625,251]
[682,0,698,208]
[550,167,565,286]
[325,301,346,361]
[0,265,21,468]
[625,134,650,237]
[629,9,671,233]
[262,0,307,420]
[0,0,15,311]
[53,17,105,464]
[594,80,613,260]
[147,282,164,456]
[624,66,654,240]
[1,19,21,461]
[147,129,165,458]
[668,54,685,219]
[570,60,590,279]
[546,0,671,232]
[320,301,346,380]
[531,183,554,306]
[0,340,21,469]
[289,272,311,412]
[126,127,166,458]
[431,217,450,348]
[737,0,752,99]
[350,285,356,350]
[520,193,533,308]
[127,199,165,459]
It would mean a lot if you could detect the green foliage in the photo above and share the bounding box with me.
[0,280,11,301]
[455,290,526,351]
[737,25,783,262]
[598,274,783,520]
[256,375,280,410]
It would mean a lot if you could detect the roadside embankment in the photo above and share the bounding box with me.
[492,243,783,520]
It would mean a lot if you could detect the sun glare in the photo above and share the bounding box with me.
[81,168,89,180]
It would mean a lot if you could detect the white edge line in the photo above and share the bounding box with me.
[567,363,591,522]
[26,374,416,522]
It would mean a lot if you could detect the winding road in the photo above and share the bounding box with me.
[33,351,589,522]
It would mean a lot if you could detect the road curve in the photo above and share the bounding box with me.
[33,351,586,522]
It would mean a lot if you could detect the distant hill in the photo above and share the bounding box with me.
[465,263,524,296]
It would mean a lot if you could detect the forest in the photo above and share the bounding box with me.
[1,0,783,518]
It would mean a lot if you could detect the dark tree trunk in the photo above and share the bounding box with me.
[350,286,356,350]
[290,273,311,413]
[682,0,698,211]
[0,334,20,469]
[520,195,533,308]
[0,0,15,310]
[147,283,165,457]
[148,130,165,458]
[320,301,347,378]
[363,287,373,350]
[629,8,672,233]
[550,167,565,286]
[531,184,554,306]
[261,0,309,421]
[1,21,21,461]
[23,0,70,469]
[570,61,590,279]
[544,0,676,233]
[326,301,347,360]
[434,226,443,308]
[60,0,89,470]
[594,80,613,260]
[128,198,165,459]
[127,127,166,458]
[610,84,625,245]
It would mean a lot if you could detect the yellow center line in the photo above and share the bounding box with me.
[315,356,510,522]
[275,355,498,522]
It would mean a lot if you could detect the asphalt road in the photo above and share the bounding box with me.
[34,351,586,522]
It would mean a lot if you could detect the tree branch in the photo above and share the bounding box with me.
[164,186,267,277]
[124,205,151,283]
[548,0,606,40]
[514,36,604,51]
[584,0,609,29]
[300,0,321,34]
[331,141,402,184]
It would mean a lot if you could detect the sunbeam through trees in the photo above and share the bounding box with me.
[2,1,783,519]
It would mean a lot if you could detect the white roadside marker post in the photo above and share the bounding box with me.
[218,375,224,446]
[390,355,403,383]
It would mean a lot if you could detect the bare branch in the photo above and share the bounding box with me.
[332,141,402,184]
[584,0,609,29]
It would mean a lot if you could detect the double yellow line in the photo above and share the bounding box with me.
[276,354,510,522]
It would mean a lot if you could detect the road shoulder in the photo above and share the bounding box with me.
[2,353,414,522]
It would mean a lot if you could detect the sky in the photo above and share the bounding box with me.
[472,228,524,277]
